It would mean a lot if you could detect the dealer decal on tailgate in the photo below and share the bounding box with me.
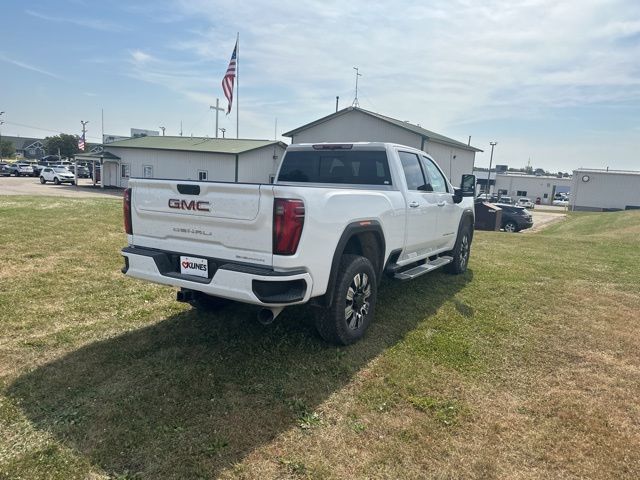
[180,256,209,278]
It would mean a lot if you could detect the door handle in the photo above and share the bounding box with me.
[409,201,420,208]
[437,201,446,207]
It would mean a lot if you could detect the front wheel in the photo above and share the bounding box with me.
[503,221,518,233]
[53,177,60,185]
[316,254,377,345]
[40,177,46,184]
[445,221,473,274]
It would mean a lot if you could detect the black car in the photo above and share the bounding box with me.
[494,203,533,232]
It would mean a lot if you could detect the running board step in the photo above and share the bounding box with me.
[394,256,453,281]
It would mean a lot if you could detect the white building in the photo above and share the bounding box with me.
[494,173,572,204]
[570,169,640,211]
[283,107,482,185]
[77,137,286,188]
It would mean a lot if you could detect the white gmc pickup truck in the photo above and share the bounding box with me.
[122,142,476,344]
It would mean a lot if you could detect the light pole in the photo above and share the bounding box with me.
[487,141,497,197]
[159,126,166,136]
[0,111,4,162]
[219,127,226,139]
[210,99,224,138]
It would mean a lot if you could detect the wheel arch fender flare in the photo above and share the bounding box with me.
[319,220,386,308]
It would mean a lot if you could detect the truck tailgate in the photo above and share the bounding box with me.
[129,179,274,266]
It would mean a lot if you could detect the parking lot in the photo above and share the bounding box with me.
[0,175,121,198]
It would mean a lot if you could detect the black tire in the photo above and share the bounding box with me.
[54,177,60,185]
[445,220,473,274]
[315,254,377,345]
[188,291,232,311]
[503,221,518,233]
[40,177,46,184]
[71,181,76,185]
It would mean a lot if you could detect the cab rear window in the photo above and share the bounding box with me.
[278,150,391,185]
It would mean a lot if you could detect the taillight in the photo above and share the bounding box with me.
[123,188,133,234]
[273,198,305,255]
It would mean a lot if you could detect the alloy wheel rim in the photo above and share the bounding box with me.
[505,223,515,232]
[345,272,371,330]
[460,234,469,268]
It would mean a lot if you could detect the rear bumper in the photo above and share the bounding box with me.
[121,246,313,307]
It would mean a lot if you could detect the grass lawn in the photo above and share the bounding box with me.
[0,196,639,479]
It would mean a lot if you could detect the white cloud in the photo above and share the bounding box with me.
[130,50,153,64]
[0,53,62,80]
[25,9,128,32]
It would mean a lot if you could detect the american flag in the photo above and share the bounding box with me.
[222,40,237,114]
[78,136,85,151]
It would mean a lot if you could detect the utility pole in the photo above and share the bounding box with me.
[180,120,183,137]
[210,99,224,138]
[352,67,362,107]
[336,96,339,112]
[487,141,497,196]
[0,111,4,162]
[219,127,226,139]
[80,120,89,158]
[159,126,166,136]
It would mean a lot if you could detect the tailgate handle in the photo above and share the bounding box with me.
[177,184,200,195]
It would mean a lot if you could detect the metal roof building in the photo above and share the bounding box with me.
[570,169,640,211]
[78,137,286,188]
[283,106,482,185]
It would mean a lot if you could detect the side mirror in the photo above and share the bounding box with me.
[453,174,476,204]
[461,174,476,196]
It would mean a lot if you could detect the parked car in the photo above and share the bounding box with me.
[0,163,11,176]
[552,199,569,206]
[5,163,34,177]
[517,197,534,208]
[498,195,513,204]
[122,142,477,345]
[41,155,61,164]
[40,166,76,185]
[495,203,533,232]
[67,164,90,178]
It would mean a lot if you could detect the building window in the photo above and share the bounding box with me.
[121,164,130,178]
[198,170,208,181]
[498,189,508,195]
[143,165,153,178]
[543,193,548,199]
[517,190,527,196]
[269,174,275,184]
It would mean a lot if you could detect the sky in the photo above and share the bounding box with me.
[1,0,639,172]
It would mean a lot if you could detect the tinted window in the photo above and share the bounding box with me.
[399,152,427,191]
[421,157,448,193]
[278,150,391,185]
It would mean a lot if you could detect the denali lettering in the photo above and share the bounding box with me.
[172,227,213,236]
[168,199,211,212]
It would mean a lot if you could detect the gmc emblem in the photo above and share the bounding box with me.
[168,199,211,212]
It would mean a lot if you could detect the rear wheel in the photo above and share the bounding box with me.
[316,254,377,345]
[445,221,473,274]
[40,177,46,184]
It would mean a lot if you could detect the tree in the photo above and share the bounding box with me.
[45,134,80,158]
[533,167,546,176]
[0,139,15,158]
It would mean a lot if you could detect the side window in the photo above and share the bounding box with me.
[143,165,153,178]
[399,152,427,191]
[121,164,130,178]
[421,157,448,193]
[198,170,208,181]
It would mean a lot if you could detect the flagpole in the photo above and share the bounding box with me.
[236,32,239,139]
[236,32,240,138]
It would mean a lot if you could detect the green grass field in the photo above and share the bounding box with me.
[1,196,639,479]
